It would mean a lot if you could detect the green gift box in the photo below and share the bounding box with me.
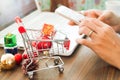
[4,33,17,47]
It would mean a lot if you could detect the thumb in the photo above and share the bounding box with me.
[76,38,92,48]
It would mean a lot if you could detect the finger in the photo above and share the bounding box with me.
[68,21,77,26]
[83,9,102,18]
[79,18,101,33]
[91,18,107,28]
[84,11,98,18]
[76,38,93,48]
[79,26,97,38]
[92,18,110,29]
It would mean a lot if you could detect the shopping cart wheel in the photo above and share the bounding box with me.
[58,65,64,73]
[54,58,59,65]
[28,72,34,80]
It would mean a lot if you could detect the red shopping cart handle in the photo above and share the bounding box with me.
[18,26,26,33]
[15,16,22,23]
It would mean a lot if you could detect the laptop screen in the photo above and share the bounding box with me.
[0,0,36,31]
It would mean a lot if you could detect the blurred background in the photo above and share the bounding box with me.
[0,0,106,30]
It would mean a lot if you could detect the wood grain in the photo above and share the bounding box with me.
[0,45,120,80]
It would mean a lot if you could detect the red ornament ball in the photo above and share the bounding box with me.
[14,53,22,65]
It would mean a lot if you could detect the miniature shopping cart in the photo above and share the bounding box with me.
[17,23,70,79]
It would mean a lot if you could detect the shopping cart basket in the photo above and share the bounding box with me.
[18,24,70,79]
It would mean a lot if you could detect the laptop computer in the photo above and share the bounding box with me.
[0,11,85,56]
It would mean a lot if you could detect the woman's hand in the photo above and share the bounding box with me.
[77,18,120,69]
[69,9,120,33]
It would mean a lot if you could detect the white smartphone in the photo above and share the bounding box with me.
[55,5,85,24]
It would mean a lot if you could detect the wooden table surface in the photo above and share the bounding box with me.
[0,10,120,80]
[0,45,120,80]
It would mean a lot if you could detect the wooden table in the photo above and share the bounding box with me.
[0,45,120,80]
[0,10,120,80]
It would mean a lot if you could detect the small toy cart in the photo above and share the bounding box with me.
[18,23,70,79]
